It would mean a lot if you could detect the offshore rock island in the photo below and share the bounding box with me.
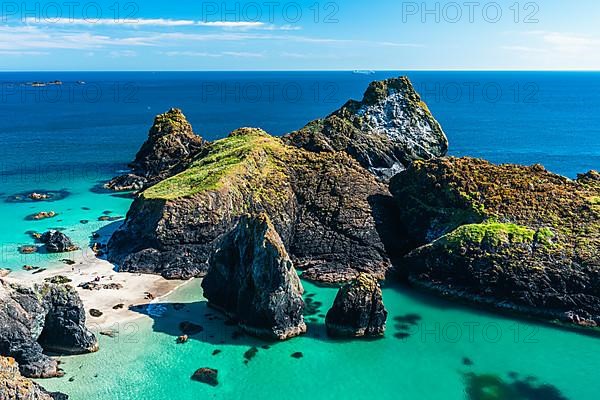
[105,76,600,330]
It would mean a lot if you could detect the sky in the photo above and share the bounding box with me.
[0,0,599,71]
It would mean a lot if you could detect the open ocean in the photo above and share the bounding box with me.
[1,71,600,399]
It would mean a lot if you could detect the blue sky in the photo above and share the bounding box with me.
[0,0,598,70]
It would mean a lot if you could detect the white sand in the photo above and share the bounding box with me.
[6,257,188,331]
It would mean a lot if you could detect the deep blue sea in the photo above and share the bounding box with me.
[2,72,600,400]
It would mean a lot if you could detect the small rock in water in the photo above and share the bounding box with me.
[261,345,271,350]
[68,376,75,382]
[18,245,39,254]
[212,349,222,356]
[60,259,76,265]
[176,335,189,344]
[172,303,186,310]
[243,347,259,363]
[89,309,103,318]
[291,352,303,359]
[80,220,89,224]
[191,368,218,386]
[100,330,118,338]
[463,357,474,366]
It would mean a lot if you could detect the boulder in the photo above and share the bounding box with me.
[0,281,97,378]
[325,273,388,337]
[40,231,79,253]
[285,76,448,181]
[0,356,68,400]
[202,214,307,340]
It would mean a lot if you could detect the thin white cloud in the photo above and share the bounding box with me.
[0,50,49,55]
[109,50,137,58]
[161,51,264,58]
[25,18,197,26]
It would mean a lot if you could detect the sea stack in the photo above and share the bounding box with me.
[202,213,307,340]
[325,273,388,338]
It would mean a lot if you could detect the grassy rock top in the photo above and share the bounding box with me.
[143,128,288,200]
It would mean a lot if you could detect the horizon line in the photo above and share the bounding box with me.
[1,69,600,73]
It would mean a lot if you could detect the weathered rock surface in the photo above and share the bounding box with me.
[392,157,600,327]
[108,127,393,283]
[325,273,388,337]
[40,231,79,253]
[0,280,97,378]
[202,214,306,340]
[105,108,204,191]
[0,356,68,400]
[285,76,448,181]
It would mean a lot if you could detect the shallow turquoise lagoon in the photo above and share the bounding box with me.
[39,279,600,400]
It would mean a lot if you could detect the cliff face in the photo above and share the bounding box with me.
[285,77,448,181]
[105,108,205,191]
[202,214,306,340]
[391,157,600,327]
[0,357,68,400]
[108,128,392,283]
[0,281,97,378]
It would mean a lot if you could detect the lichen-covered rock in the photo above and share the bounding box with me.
[105,108,205,191]
[0,356,68,400]
[202,214,306,340]
[325,273,388,337]
[108,126,392,283]
[285,76,448,181]
[0,281,97,378]
[40,231,79,253]
[391,157,600,327]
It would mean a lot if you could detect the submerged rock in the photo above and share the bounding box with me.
[325,273,388,338]
[191,367,218,386]
[392,157,600,327]
[0,281,97,378]
[105,108,205,191]
[0,356,68,400]
[40,230,79,253]
[285,76,448,181]
[202,214,307,340]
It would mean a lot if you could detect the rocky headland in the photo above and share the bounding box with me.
[0,356,67,400]
[103,76,600,332]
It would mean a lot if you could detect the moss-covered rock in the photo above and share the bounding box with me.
[392,157,600,327]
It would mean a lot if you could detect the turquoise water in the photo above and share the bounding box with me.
[40,279,600,399]
[1,71,599,399]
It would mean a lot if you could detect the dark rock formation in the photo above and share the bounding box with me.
[202,214,306,340]
[325,273,388,337]
[0,281,98,378]
[285,76,448,181]
[105,108,205,191]
[0,356,68,400]
[191,368,218,386]
[108,127,392,283]
[392,157,600,327]
[40,231,79,253]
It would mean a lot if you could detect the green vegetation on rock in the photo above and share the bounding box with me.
[143,129,288,200]
[441,222,537,248]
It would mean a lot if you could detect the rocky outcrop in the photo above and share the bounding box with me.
[105,108,205,191]
[202,214,306,340]
[40,231,79,253]
[325,273,388,337]
[0,357,68,400]
[108,127,393,283]
[391,157,600,327]
[285,76,448,181]
[0,281,97,378]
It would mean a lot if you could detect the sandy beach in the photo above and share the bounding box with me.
[6,256,188,331]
